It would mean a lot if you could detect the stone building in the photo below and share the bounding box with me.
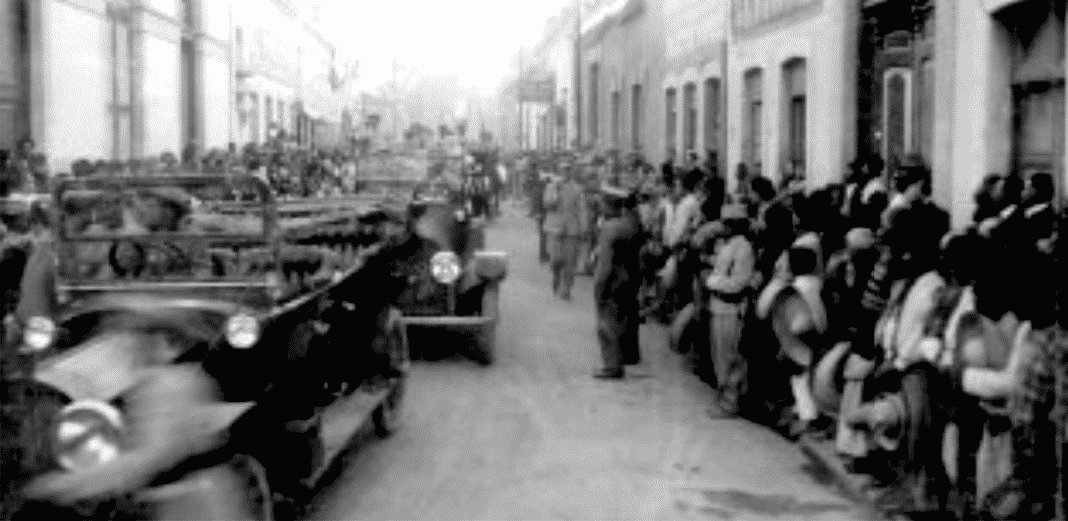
[234,0,355,150]
[526,5,577,152]
[661,0,729,174]
[725,0,859,189]
[578,0,666,159]
[1,0,232,172]
[233,0,298,145]
[859,0,1065,227]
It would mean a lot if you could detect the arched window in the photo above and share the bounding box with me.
[683,82,697,154]
[782,58,806,178]
[665,87,678,152]
[743,68,763,176]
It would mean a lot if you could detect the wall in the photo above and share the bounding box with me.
[141,11,181,157]
[40,0,112,172]
[200,0,232,149]
[661,0,729,165]
[726,0,858,190]
[580,0,665,159]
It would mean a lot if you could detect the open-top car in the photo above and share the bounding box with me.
[1,173,411,520]
[393,176,508,365]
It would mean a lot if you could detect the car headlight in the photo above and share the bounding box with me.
[430,250,462,285]
[53,400,124,471]
[23,316,56,351]
[225,314,259,349]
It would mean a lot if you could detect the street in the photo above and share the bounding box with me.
[306,207,881,521]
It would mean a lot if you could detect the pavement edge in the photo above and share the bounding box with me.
[797,436,888,518]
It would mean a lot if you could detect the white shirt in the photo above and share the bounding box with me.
[662,193,702,248]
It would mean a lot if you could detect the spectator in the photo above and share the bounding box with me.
[704,204,755,417]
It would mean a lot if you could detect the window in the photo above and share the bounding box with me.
[558,88,568,148]
[703,78,721,164]
[589,63,600,143]
[611,90,621,148]
[783,59,806,177]
[264,95,273,134]
[1006,0,1065,183]
[683,82,697,154]
[631,84,642,150]
[278,99,285,132]
[883,70,911,172]
[744,68,763,176]
[665,87,678,152]
[109,6,134,160]
[249,93,260,144]
[234,26,245,69]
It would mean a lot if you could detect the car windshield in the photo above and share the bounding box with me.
[55,175,275,284]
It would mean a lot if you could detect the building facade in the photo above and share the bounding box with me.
[725,0,859,189]
[526,6,577,152]
[233,0,298,145]
[578,0,666,159]
[1,0,232,172]
[858,0,1066,228]
[661,0,729,173]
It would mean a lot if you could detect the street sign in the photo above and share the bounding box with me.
[519,78,556,103]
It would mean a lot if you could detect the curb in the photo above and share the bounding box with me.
[797,436,892,519]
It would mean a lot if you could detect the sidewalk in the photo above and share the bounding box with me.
[797,437,908,521]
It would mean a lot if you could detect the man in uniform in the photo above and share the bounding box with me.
[593,186,643,379]
[543,163,588,300]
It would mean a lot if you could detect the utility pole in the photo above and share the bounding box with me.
[518,48,524,152]
[392,58,399,140]
[574,0,582,150]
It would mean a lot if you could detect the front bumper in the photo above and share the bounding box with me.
[397,314,496,327]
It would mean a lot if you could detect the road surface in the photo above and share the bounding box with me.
[307,206,880,521]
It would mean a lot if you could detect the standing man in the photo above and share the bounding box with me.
[543,163,588,300]
[704,204,755,416]
[532,170,549,264]
[661,148,676,185]
[593,186,643,379]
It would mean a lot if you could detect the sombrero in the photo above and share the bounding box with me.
[888,271,947,370]
[756,275,827,334]
[811,341,853,415]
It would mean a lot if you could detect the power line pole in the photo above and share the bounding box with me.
[574,0,582,151]
[392,58,399,139]
[518,48,524,152]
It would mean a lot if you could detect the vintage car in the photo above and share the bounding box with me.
[392,178,508,366]
[0,173,411,521]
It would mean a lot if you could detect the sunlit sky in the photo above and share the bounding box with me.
[326,0,570,94]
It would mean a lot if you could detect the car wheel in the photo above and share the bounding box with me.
[372,378,405,438]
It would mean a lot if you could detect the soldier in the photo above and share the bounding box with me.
[593,186,644,379]
[543,163,588,301]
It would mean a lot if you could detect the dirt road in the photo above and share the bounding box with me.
[307,208,880,521]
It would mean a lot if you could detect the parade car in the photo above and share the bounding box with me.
[393,174,508,366]
[0,173,411,521]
